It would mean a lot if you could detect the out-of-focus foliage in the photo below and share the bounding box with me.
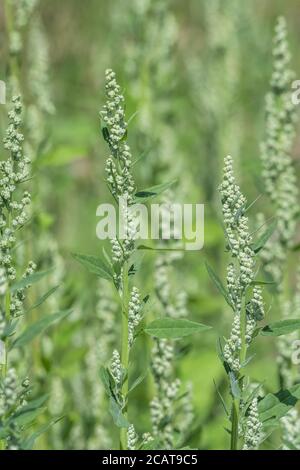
[0,0,300,450]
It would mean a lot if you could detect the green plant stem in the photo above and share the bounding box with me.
[230,399,239,450]
[3,211,12,378]
[120,261,129,450]
[0,213,11,451]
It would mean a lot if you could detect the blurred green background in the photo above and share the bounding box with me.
[1,0,300,450]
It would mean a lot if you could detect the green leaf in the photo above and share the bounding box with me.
[11,395,49,427]
[19,394,49,412]
[140,439,160,450]
[12,310,71,349]
[137,244,184,252]
[11,269,53,292]
[72,253,113,281]
[99,366,115,398]
[27,285,60,312]
[205,261,233,308]
[108,397,129,428]
[0,426,8,439]
[128,370,148,395]
[258,383,300,427]
[3,319,18,339]
[102,127,110,143]
[21,418,63,450]
[213,379,229,417]
[252,220,277,254]
[11,395,49,426]
[261,319,300,337]
[12,408,46,427]
[144,318,211,339]
[250,280,275,286]
[134,180,177,202]
[229,371,241,399]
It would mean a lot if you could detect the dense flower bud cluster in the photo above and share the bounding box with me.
[260,17,298,286]
[242,398,262,450]
[151,194,192,446]
[0,368,30,449]
[246,287,265,344]
[101,70,137,291]
[101,69,135,203]
[220,155,254,294]
[9,0,37,56]
[150,378,181,448]
[277,268,300,390]
[128,287,141,347]
[0,97,34,321]
[224,314,241,372]
[227,263,240,313]
[26,17,55,159]
[110,349,122,387]
[127,424,138,450]
[2,368,18,409]
[150,338,182,447]
[101,69,141,449]
[281,409,300,450]
[220,156,257,372]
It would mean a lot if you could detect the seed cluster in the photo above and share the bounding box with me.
[100,69,135,203]
[242,399,262,450]
[0,97,36,320]
[110,350,122,387]
[9,0,37,56]
[151,196,192,447]
[281,409,300,450]
[0,368,30,450]
[150,339,181,447]
[223,314,241,372]
[220,156,261,372]
[128,287,142,347]
[277,268,300,389]
[127,424,138,450]
[101,70,138,283]
[220,155,254,293]
[260,17,298,286]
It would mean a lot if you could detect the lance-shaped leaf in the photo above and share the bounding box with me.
[261,319,300,337]
[27,285,60,312]
[109,397,129,428]
[137,244,184,252]
[258,383,300,428]
[134,180,177,203]
[21,417,63,450]
[205,261,233,308]
[10,395,49,427]
[144,318,211,339]
[99,366,116,399]
[11,310,71,349]
[229,371,241,399]
[11,269,53,292]
[128,369,148,395]
[252,220,277,254]
[250,280,275,286]
[72,253,113,281]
